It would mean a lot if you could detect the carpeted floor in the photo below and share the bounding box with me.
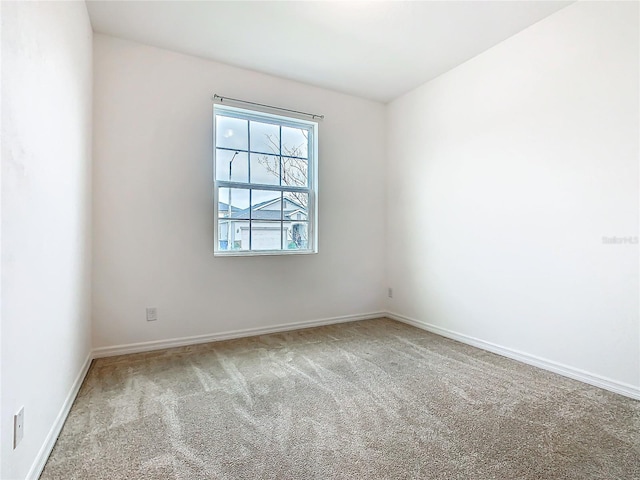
[41,318,639,479]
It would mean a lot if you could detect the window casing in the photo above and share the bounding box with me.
[213,104,318,256]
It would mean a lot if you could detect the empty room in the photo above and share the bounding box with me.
[1,0,639,479]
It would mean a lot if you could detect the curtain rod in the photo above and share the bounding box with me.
[213,94,324,120]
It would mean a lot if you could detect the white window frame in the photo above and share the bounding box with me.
[213,104,318,256]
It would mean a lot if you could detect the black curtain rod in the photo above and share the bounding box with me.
[213,94,324,120]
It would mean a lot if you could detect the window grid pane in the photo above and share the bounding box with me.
[250,154,280,186]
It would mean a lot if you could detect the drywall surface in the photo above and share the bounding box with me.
[1,2,93,478]
[92,34,386,348]
[387,1,639,389]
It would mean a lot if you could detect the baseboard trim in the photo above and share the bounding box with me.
[92,311,386,359]
[386,311,640,401]
[26,352,93,480]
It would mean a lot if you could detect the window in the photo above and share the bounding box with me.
[213,104,318,255]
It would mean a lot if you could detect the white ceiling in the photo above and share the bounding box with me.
[86,1,572,103]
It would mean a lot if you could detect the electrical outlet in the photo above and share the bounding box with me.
[14,407,24,449]
[146,307,158,322]
[388,287,393,298]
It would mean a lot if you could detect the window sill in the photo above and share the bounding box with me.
[214,249,317,257]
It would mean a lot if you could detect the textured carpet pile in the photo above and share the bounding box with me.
[41,318,639,479]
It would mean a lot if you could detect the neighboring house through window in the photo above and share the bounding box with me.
[213,104,318,255]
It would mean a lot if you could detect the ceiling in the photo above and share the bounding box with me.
[86,1,572,103]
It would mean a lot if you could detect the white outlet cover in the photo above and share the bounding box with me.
[146,307,158,322]
[14,407,24,449]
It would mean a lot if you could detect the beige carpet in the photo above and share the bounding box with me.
[41,318,639,479]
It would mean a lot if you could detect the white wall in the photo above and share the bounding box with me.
[92,34,386,349]
[387,1,639,392]
[1,2,93,479]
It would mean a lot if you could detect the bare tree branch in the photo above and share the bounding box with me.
[257,131,309,209]
[255,129,310,247]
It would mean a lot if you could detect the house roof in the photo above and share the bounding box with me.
[218,201,241,212]
[220,197,307,221]
[252,197,305,212]
[229,208,306,221]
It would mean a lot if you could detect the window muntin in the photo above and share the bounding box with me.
[214,105,317,255]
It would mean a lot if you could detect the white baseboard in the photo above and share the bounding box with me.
[26,352,93,480]
[386,311,640,401]
[92,311,386,358]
